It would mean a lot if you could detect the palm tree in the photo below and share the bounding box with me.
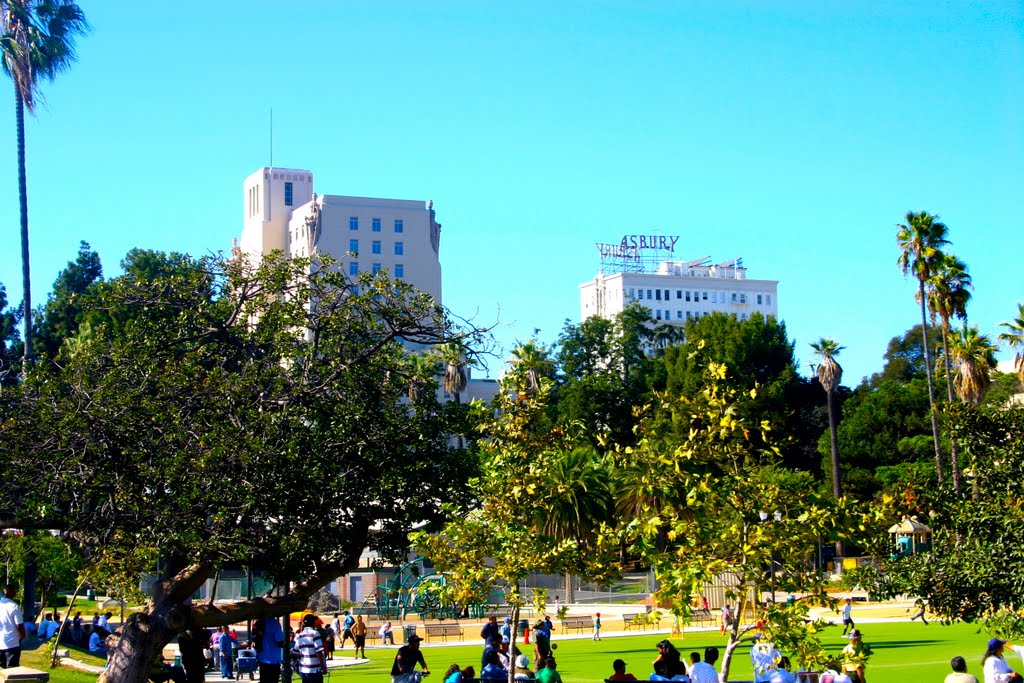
[1,0,88,371]
[810,338,844,501]
[897,210,950,485]
[997,303,1024,387]
[949,324,997,406]
[534,446,614,605]
[405,351,439,403]
[438,342,467,404]
[926,252,972,493]
[509,339,555,395]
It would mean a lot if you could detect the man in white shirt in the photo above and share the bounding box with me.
[689,647,719,683]
[0,583,27,668]
[944,656,979,683]
[982,638,1022,683]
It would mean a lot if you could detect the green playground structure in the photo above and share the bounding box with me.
[371,556,493,620]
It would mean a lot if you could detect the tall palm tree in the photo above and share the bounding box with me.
[810,338,844,501]
[439,342,468,404]
[1,0,87,371]
[405,351,440,403]
[897,210,950,485]
[926,252,972,493]
[997,303,1024,387]
[948,324,997,407]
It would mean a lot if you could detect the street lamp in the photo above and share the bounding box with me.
[759,510,783,602]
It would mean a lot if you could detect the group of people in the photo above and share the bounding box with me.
[944,638,1023,683]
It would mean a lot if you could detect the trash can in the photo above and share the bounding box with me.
[87,589,96,601]
[403,625,418,643]
[786,595,796,606]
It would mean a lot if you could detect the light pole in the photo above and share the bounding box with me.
[759,510,782,603]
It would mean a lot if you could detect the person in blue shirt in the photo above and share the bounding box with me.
[88,626,109,660]
[253,616,284,683]
[481,651,508,680]
[218,627,236,679]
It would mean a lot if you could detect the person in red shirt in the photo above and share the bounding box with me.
[609,659,638,681]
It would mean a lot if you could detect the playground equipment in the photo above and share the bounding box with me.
[370,557,483,620]
[889,515,932,557]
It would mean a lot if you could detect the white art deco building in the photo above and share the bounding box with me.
[238,166,442,304]
[580,256,779,324]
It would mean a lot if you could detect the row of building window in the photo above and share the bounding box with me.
[348,239,403,256]
[628,288,771,306]
[349,217,404,233]
[651,309,751,322]
[348,262,404,278]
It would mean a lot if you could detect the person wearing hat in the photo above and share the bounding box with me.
[982,638,1022,683]
[500,617,513,642]
[292,614,326,683]
[391,633,430,683]
[609,659,638,681]
[514,653,535,680]
[945,655,979,683]
[841,629,868,683]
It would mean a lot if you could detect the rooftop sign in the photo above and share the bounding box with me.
[596,234,679,260]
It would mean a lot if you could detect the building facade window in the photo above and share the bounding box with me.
[372,240,382,255]
[740,293,747,304]
[394,219,404,233]
[349,217,359,231]
[372,218,381,232]
[656,289,662,301]
[647,289,653,299]
[372,263,382,275]
[676,311,683,319]
[676,290,682,299]
[629,287,635,297]
[685,291,691,302]
[766,294,772,305]
[656,310,662,320]
[394,241,404,255]
[395,264,404,278]
[702,292,708,301]
[664,290,670,301]
[349,262,359,275]
[757,294,763,305]
[284,182,294,206]
[349,239,359,254]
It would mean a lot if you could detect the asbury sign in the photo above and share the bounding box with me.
[596,234,680,260]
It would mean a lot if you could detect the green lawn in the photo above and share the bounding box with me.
[348,621,1000,683]
[26,620,1010,683]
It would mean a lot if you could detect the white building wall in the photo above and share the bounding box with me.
[239,167,442,305]
[580,261,779,324]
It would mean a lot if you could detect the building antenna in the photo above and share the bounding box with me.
[269,108,274,168]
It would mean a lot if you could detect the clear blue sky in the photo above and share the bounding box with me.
[1,1,1021,385]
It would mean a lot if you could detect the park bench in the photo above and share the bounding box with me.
[559,615,593,633]
[424,622,465,641]
[622,611,662,630]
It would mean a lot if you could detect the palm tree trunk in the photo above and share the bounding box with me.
[826,386,845,557]
[940,323,962,494]
[919,281,943,485]
[16,87,33,372]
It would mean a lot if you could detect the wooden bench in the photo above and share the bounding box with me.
[622,611,661,630]
[559,615,593,633]
[424,622,465,641]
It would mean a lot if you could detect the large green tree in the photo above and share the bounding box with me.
[32,240,103,360]
[613,360,862,680]
[0,282,20,385]
[0,0,88,369]
[896,210,950,484]
[998,303,1024,387]
[0,251,480,683]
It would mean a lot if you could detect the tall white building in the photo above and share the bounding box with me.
[580,257,778,324]
[239,167,442,303]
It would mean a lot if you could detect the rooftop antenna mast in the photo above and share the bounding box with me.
[269,108,273,168]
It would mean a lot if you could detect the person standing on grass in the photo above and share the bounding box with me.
[982,638,1023,683]
[0,583,26,668]
[352,615,367,659]
[292,614,327,683]
[945,656,979,683]
[593,612,601,641]
[219,623,237,680]
[841,598,855,636]
[254,616,284,683]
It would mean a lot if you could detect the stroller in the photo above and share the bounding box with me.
[235,648,258,680]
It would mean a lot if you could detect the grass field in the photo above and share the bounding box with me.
[340,621,1006,683]
[26,620,1018,683]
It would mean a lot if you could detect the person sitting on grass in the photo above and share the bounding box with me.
[609,658,638,681]
[481,651,508,680]
[89,626,110,660]
[513,654,535,680]
[443,664,464,683]
[944,656,979,683]
[536,657,562,683]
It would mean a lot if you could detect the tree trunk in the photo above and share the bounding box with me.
[919,282,943,485]
[940,323,962,494]
[826,387,845,557]
[22,553,37,625]
[51,581,87,667]
[16,87,33,371]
